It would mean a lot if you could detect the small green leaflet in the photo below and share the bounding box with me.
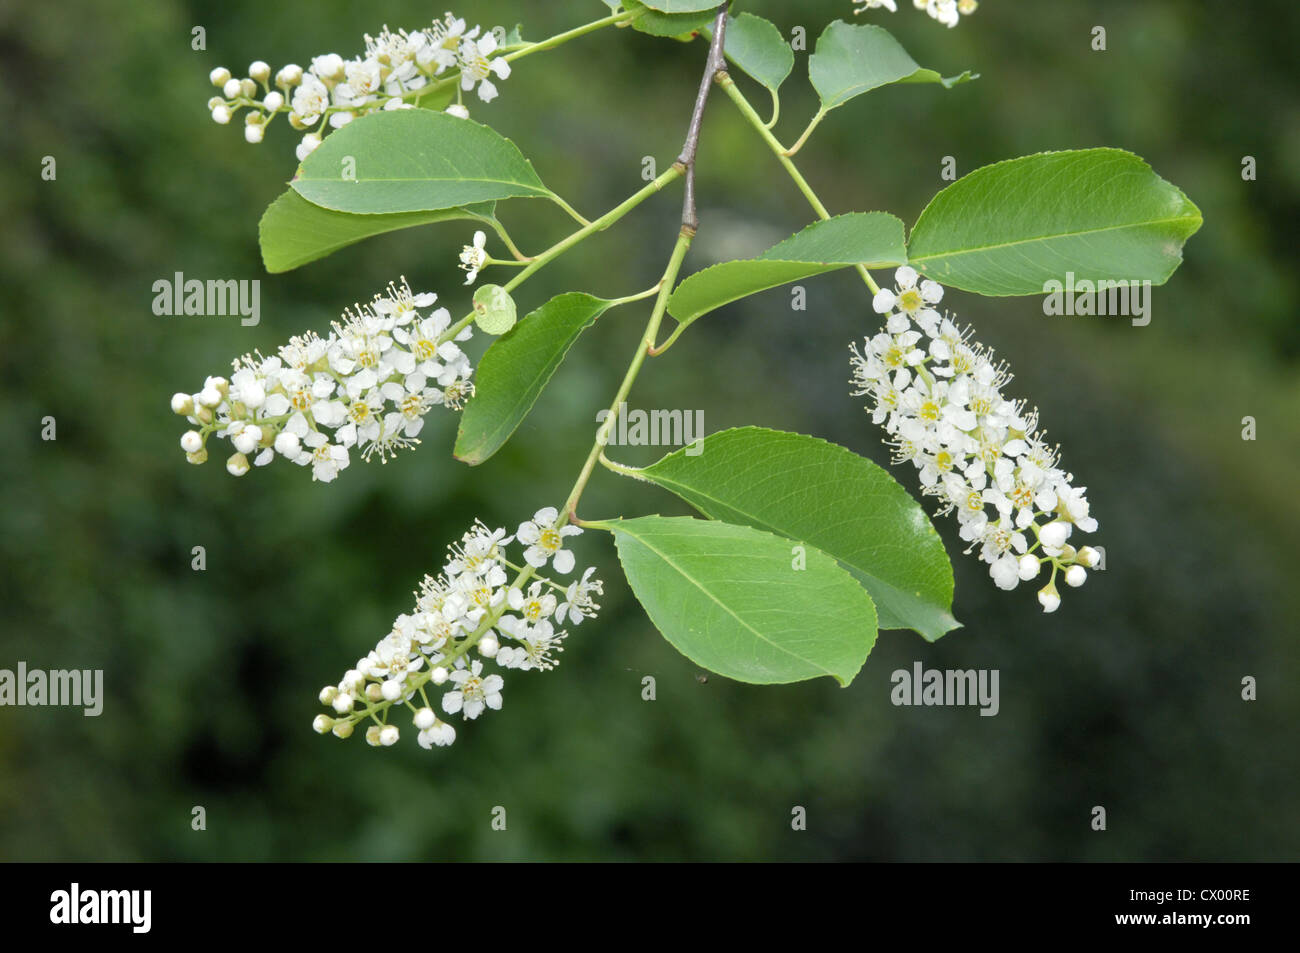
[907,149,1204,296]
[634,0,720,12]
[596,516,878,686]
[626,427,959,640]
[667,213,907,325]
[623,0,717,38]
[257,190,496,273]
[809,20,975,112]
[703,13,795,93]
[291,111,552,214]
[454,293,612,465]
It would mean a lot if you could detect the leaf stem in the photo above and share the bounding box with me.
[504,11,636,64]
[560,228,693,526]
[437,166,683,345]
[784,107,827,157]
[716,72,881,295]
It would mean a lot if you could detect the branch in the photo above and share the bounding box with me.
[675,6,729,233]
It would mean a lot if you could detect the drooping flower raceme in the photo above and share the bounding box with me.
[850,267,1101,612]
[204,13,516,160]
[853,0,979,27]
[312,516,603,750]
[171,278,475,481]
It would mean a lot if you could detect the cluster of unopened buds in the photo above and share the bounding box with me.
[854,0,979,28]
[204,12,514,159]
[171,278,475,482]
[850,266,1100,613]
[312,512,603,749]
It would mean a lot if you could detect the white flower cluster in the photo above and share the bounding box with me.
[853,0,978,28]
[850,267,1101,612]
[171,278,475,482]
[205,13,514,159]
[312,512,603,749]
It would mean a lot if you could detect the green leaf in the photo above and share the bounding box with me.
[624,0,717,38]
[907,149,1204,296]
[635,0,720,11]
[291,111,551,214]
[667,213,907,324]
[703,13,794,94]
[413,84,456,113]
[257,190,495,274]
[626,427,958,641]
[472,284,518,335]
[809,20,975,112]
[596,516,878,685]
[454,293,611,465]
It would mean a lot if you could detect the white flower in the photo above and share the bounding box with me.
[496,618,566,672]
[854,0,898,11]
[507,581,557,623]
[441,659,503,719]
[211,15,512,156]
[556,567,603,625]
[458,33,511,102]
[459,230,488,284]
[517,507,582,573]
[174,278,476,476]
[851,267,1098,609]
[417,720,456,748]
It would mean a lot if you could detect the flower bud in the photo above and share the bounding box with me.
[226,452,250,476]
[478,634,499,657]
[239,78,257,98]
[365,682,383,703]
[1017,554,1040,581]
[332,692,354,714]
[276,64,303,88]
[180,430,203,454]
[1077,546,1101,569]
[172,392,195,415]
[381,679,403,701]
[231,426,261,455]
[210,67,232,88]
[312,714,333,734]
[222,78,243,99]
[365,725,383,746]
[295,133,322,161]
[262,91,284,112]
[414,707,435,731]
[244,121,265,144]
[445,103,470,120]
[379,725,400,746]
[318,685,338,705]
[274,431,301,458]
[185,449,208,465]
[1038,521,1071,552]
[1064,565,1087,588]
[331,720,354,739]
[249,60,271,83]
[431,666,449,685]
[1037,582,1061,613]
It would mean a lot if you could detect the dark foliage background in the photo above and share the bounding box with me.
[1,0,1296,860]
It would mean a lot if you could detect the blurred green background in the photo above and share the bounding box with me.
[2,0,1297,861]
